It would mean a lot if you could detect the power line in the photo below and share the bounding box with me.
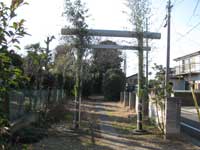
[176,32,200,46]
[173,0,178,5]
[193,0,200,16]
[176,20,200,42]
[186,0,200,26]
[171,16,200,47]
[173,0,185,7]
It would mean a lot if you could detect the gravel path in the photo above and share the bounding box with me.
[28,97,200,150]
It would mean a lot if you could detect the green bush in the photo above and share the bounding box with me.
[0,112,10,149]
[102,69,125,101]
[12,126,48,144]
[24,101,31,113]
[82,79,93,97]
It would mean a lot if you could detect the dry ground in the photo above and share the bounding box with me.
[25,96,200,150]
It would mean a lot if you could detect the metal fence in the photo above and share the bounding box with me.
[174,63,200,75]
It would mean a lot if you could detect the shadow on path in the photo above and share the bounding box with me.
[83,96,200,150]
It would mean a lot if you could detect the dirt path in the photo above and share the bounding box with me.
[29,97,200,150]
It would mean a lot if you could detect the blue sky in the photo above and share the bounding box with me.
[5,0,200,76]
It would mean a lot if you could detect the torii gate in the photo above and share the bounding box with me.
[61,28,161,132]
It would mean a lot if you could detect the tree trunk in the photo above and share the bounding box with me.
[155,100,164,134]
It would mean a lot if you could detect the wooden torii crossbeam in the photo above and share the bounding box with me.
[61,28,160,51]
[89,44,151,51]
[61,28,161,39]
[61,28,161,132]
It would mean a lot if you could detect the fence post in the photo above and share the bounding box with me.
[124,91,129,107]
[120,92,124,103]
[129,92,136,110]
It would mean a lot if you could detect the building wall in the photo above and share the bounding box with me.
[170,79,185,90]
[171,73,200,90]
[175,55,200,74]
[183,74,200,90]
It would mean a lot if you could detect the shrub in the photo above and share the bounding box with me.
[102,69,125,101]
[82,79,92,97]
[0,112,10,149]
[46,103,69,123]
[12,126,48,144]
[24,101,31,113]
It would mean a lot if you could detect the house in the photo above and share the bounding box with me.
[126,73,138,91]
[126,73,138,85]
[172,51,200,90]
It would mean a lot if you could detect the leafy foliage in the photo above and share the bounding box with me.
[149,64,173,134]
[53,44,75,76]
[125,0,150,31]
[0,112,10,149]
[0,1,28,148]
[90,40,123,94]
[0,1,29,126]
[0,0,28,97]
[103,69,125,101]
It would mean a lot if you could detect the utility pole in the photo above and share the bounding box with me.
[165,0,173,97]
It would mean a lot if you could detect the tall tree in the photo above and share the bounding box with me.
[24,43,45,89]
[53,44,75,99]
[53,44,75,77]
[64,0,91,128]
[24,38,55,109]
[91,40,123,94]
[125,0,150,131]
[44,36,55,71]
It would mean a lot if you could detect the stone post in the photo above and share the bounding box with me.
[129,92,136,110]
[124,91,129,107]
[120,92,124,103]
[165,97,181,138]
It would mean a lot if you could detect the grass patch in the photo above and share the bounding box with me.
[81,137,93,147]
[108,111,158,134]
[65,112,73,122]
[106,111,114,116]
